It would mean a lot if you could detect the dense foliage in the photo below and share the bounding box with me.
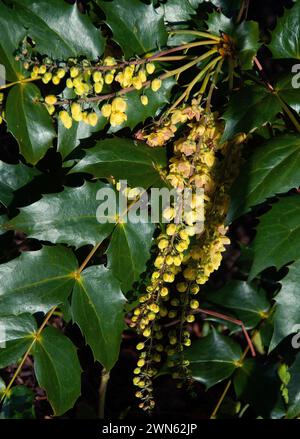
[0,0,300,419]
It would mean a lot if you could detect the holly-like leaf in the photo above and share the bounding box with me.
[206,12,260,69]
[106,222,155,292]
[6,83,56,165]
[8,181,115,248]
[160,0,196,22]
[275,74,300,114]
[221,85,281,141]
[287,355,300,419]
[13,0,105,60]
[270,260,300,351]
[250,196,300,279]
[228,135,300,221]
[0,314,37,368]
[186,329,243,388]
[72,266,126,370]
[207,281,270,328]
[109,78,176,132]
[98,0,167,57]
[0,161,39,207]
[0,246,78,316]
[0,2,26,81]
[33,327,81,416]
[269,2,300,60]
[69,138,167,188]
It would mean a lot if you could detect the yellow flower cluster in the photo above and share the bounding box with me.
[131,104,245,409]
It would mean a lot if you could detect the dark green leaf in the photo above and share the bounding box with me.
[0,2,26,81]
[186,329,242,388]
[270,260,300,350]
[0,386,35,419]
[109,78,176,132]
[33,327,81,416]
[269,2,300,59]
[275,74,300,114]
[98,0,167,57]
[207,281,270,328]
[9,181,115,248]
[211,0,242,17]
[228,134,300,221]
[160,0,196,22]
[207,12,260,69]
[234,359,285,418]
[0,314,37,368]
[72,266,126,370]
[70,138,167,188]
[6,83,56,165]
[0,246,77,316]
[0,161,39,207]
[107,222,155,292]
[250,196,300,279]
[222,85,281,141]
[13,0,105,59]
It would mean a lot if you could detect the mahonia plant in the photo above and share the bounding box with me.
[0,0,300,421]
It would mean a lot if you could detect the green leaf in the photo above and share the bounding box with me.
[287,355,300,418]
[6,83,56,165]
[33,327,81,416]
[0,314,37,368]
[0,215,8,236]
[206,12,260,69]
[0,246,77,316]
[0,386,35,419]
[9,181,115,248]
[270,260,300,350]
[234,359,285,419]
[13,0,105,59]
[69,138,167,188]
[207,281,270,328]
[250,196,300,279]
[98,0,167,57]
[109,78,176,132]
[275,74,300,114]
[186,329,242,388]
[0,161,39,207]
[106,222,155,292]
[160,0,196,22]
[228,135,300,221]
[72,266,126,370]
[0,2,26,81]
[221,85,281,141]
[210,0,242,17]
[269,2,300,59]
[0,377,5,396]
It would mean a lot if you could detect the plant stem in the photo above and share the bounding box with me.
[0,76,41,91]
[210,379,232,419]
[168,30,221,42]
[276,93,300,134]
[98,369,110,419]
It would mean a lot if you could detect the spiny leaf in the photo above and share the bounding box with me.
[228,134,300,221]
[97,0,168,57]
[269,2,300,60]
[8,181,115,248]
[13,0,105,59]
[287,355,300,418]
[6,83,56,165]
[72,266,126,370]
[0,246,78,316]
[106,222,155,292]
[250,196,300,279]
[33,327,81,416]
[0,314,37,368]
[0,161,39,207]
[186,329,243,388]
[69,138,167,188]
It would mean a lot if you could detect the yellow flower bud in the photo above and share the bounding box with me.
[136,342,145,351]
[46,105,55,115]
[146,63,155,74]
[190,299,199,310]
[151,78,161,92]
[111,97,127,113]
[52,75,60,85]
[137,359,145,367]
[132,76,143,90]
[138,69,147,82]
[105,73,114,84]
[93,71,103,82]
[158,238,169,250]
[110,111,127,127]
[166,223,177,236]
[101,103,112,118]
[103,56,116,66]
[45,95,57,105]
[39,65,47,74]
[160,287,169,297]
[140,95,148,106]
[57,68,66,79]
[94,82,103,94]
[143,328,151,337]
[87,112,98,127]
[186,314,195,323]
[70,66,79,78]
[66,78,73,88]
[59,110,72,129]
[163,273,175,283]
